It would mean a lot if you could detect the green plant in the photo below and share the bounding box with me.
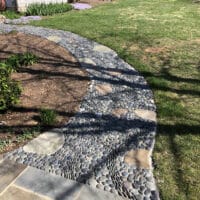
[0,10,23,19]
[40,108,57,126]
[26,3,72,16]
[0,52,37,111]
[0,62,21,111]
[6,52,38,70]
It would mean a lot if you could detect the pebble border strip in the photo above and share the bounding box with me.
[0,24,159,200]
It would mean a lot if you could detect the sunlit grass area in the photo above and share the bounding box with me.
[32,0,200,199]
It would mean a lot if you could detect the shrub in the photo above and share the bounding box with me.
[40,108,57,126]
[6,52,38,70]
[0,52,38,111]
[26,3,72,16]
[0,62,21,111]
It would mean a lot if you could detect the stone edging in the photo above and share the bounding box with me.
[0,24,159,200]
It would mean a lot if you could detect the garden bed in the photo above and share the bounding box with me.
[0,32,89,153]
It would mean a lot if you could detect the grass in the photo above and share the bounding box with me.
[30,0,199,199]
[0,10,23,19]
[0,127,40,152]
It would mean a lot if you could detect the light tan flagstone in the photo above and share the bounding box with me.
[108,71,122,76]
[112,108,128,118]
[95,84,113,95]
[124,149,151,169]
[23,131,65,155]
[93,45,113,53]
[47,36,61,43]
[79,58,96,66]
[134,109,156,122]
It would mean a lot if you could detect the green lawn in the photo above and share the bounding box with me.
[32,0,200,199]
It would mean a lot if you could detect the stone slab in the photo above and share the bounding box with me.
[23,131,65,155]
[112,108,128,118]
[15,167,83,200]
[77,185,127,200]
[134,109,156,122]
[124,149,151,169]
[79,58,96,66]
[0,159,26,193]
[47,36,61,43]
[108,71,122,76]
[93,45,113,53]
[0,185,50,200]
[95,84,113,95]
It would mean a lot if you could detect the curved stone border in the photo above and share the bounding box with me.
[0,24,159,200]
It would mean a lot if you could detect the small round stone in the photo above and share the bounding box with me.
[122,171,128,177]
[128,174,134,182]
[96,184,104,190]
[104,186,110,191]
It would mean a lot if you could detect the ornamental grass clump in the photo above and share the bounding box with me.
[26,3,72,16]
[40,108,57,126]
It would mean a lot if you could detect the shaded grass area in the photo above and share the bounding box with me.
[31,0,200,199]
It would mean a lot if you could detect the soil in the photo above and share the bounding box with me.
[0,32,89,153]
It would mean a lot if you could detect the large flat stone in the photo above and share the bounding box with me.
[47,36,61,43]
[77,185,126,200]
[95,84,113,95]
[79,58,96,66]
[15,167,83,200]
[93,45,113,53]
[108,71,122,77]
[23,131,65,155]
[0,159,26,193]
[0,185,50,200]
[134,109,156,122]
[112,108,128,118]
[124,149,151,169]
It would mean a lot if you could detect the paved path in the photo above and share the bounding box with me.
[0,158,126,200]
[0,24,159,200]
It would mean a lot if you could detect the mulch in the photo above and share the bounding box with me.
[0,32,89,153]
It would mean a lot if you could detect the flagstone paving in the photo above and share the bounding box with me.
[0,24,159,200]
[0,159,126,200]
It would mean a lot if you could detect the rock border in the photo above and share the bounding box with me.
[0,24,159,200]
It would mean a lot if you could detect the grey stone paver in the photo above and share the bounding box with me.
[15,167,83,200]
[0,159,26,193]
[0,24,159,200]
[23,131,65,155]
[77,185,127,200]
[14,166,127,200]
[0,185,51,200]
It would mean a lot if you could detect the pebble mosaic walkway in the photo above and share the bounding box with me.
[0,24,159,200]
